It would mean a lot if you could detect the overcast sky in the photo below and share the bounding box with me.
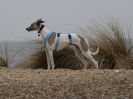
[0,0,133,41]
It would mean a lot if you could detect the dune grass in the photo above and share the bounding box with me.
[85,19,133,69]
[18,19,133,69]
[18,46,83,69]
[0,57,7,67]
[0,41,8,67]
[0,41,22,68]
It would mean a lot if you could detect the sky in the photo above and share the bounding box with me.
[0,0,133,41]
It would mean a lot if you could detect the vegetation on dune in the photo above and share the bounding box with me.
[0,41,22,68]
[85,19,133,69]
[0,57,7,67]
[0,41,8,67]
[18,46,83,69]
[17,48,47,69]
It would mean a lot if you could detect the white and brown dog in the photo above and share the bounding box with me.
[26,19,99,70]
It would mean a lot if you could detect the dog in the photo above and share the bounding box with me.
[26,19,99,70]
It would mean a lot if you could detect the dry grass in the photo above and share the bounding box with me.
[85,19,133,69]
[0,41,8,67]
[18,46,83,69]
[0,57,7,67]
[0,41,22,68]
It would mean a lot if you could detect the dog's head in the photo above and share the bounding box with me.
[26,19,44,32]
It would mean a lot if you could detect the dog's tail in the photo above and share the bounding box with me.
[91,46,99,55]
[85,38,99,55]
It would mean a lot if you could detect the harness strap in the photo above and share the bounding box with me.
[43,31,53,44]
[68,33,72,45]
[55,33,72,51]
[55,33,60,51]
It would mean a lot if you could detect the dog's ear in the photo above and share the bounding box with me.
[37,18,44,23]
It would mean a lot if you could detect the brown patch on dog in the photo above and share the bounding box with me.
[78,35,88,52]
[48,32,56,46]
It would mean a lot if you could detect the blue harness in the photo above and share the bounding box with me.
[43,32,53,43]
[43,32,72,51]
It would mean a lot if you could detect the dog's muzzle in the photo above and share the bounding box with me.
[26,27,32,32]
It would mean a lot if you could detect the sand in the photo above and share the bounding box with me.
[0,68,133,99]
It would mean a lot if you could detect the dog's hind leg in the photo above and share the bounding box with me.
[76,36,99,69]
[73,46,88,69]
[83,51,99,69]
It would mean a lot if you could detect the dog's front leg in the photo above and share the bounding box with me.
[48,50,55,70]
[45,48,51,70]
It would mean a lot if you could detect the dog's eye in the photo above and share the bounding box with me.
[31,24,34,27]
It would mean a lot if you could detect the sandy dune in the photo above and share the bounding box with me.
[0,68,133,99]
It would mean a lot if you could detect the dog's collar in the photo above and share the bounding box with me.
[38,24,45,34]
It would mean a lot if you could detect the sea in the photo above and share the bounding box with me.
[0,41,43,68]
